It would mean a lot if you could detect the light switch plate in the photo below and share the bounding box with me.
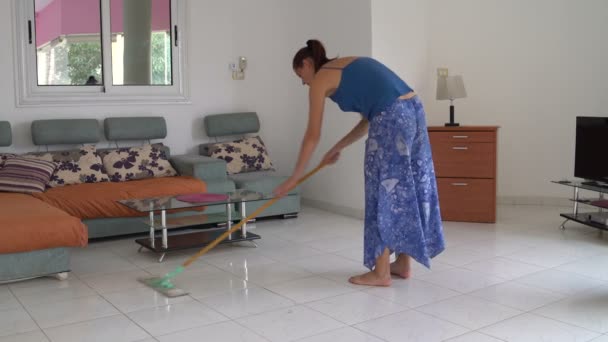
[437,68,449,77]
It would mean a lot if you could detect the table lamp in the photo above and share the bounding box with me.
[437,75,467,127]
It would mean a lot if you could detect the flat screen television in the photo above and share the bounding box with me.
[575,116,608,184]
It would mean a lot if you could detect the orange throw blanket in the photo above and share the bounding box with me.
[0,193,87,254]
[32,176,207,220]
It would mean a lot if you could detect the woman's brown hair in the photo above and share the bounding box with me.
[292,39,334,72]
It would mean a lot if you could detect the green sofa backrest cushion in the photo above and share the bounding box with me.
[31,119,101,146]
[204,112,260,138]
[0,121,11,147]
[104,117,167,141]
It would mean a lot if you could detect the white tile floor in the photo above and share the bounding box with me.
[3,205,608,341]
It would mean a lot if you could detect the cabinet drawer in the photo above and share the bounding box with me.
[431,143,495,178]
[429,131,496,144]
[436,178,496,222]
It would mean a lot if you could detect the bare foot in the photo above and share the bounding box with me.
[390,261,411,279]
[348,271,392,287]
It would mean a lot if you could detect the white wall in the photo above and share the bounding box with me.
[285,0,373,215]
[424,0,608,203]
[372,0,430,97]
[299,0,429,216]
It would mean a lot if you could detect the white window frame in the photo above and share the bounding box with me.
[12,0,190,107]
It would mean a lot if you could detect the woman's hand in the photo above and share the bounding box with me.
[273,176,298,198]
[321,146,342,166]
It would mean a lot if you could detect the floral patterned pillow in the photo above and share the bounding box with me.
[207,136,274,175]
[27,145,109,187]
[0,153,17,169]
[100,144,177,182]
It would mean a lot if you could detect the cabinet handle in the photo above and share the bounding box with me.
[452,135,469,139]
[451,183,469,186]
[452,147,469,150]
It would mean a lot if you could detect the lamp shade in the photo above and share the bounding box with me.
[436,75,467,101]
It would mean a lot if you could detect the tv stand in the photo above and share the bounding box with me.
[581,180,608,188]
[552,180,608,231]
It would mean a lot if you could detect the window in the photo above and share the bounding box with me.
[13,0,189,106]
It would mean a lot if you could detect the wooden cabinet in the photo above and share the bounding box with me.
[428,126,499,223]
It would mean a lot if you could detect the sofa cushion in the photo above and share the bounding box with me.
[0,157,56,193]
[0,193,87,254]
[230,171,298,195]
[104,117,167,141]
[100,144,177,182]
[31,119,101,146]
[0,153,16,168]
[204,112,260,137]
[207,136,274,175]
[27,145,110,187]
[0,121,11,147]
[32,176,206,219]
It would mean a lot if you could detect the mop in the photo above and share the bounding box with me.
[139,163,325,297]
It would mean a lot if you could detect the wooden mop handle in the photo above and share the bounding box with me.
[182,164,325,267]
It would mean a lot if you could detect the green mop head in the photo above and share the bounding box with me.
[138,266,188,298]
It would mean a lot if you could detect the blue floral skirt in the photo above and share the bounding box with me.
[364,96,445,269]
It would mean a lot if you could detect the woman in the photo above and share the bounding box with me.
[274,39,445,287]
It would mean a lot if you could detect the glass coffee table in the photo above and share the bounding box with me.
[118,190,274,262]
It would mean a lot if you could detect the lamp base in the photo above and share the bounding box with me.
[445,104,460,127]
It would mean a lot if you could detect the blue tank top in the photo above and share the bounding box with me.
[327,57,413,120]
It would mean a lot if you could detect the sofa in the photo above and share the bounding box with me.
[0,117,236,282]
[0,121,83,282]
[200,112,300,219]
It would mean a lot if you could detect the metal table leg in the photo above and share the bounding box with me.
[573,186,579,216]
[227,203,232,240]
[161,209,168,249]
[240,201,247,238]
[149,205,155,248]
[559,186,581,231]
[560,219,569,230]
